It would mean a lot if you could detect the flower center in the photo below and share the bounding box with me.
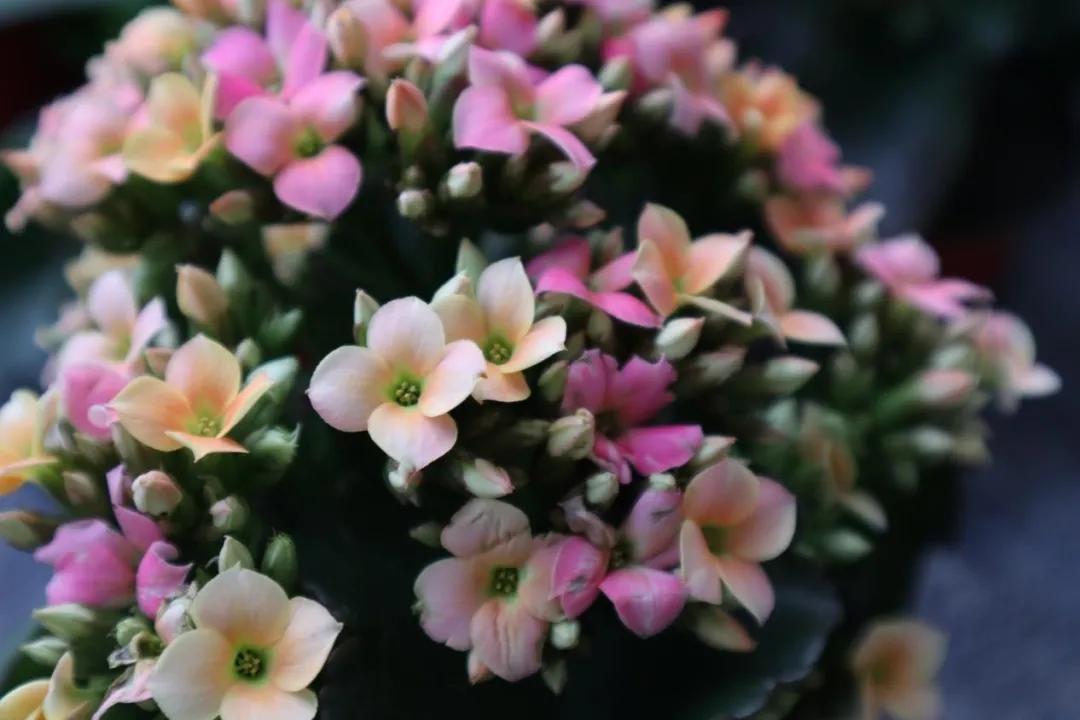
[190,414,222,437]
[390,377,423,407]
[232,647,268,683]
[294,127,324,159]
[610,542,631,570]
[702,525,728,555]
[483,336,514,365]
[488,566,519,597]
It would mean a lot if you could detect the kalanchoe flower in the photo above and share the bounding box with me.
[124,73,221,184]
[528,236,660,328]
[632,203,752,322]
[563,350,703,484]
[109,335,273,461]
[327,1,411,79]
[308,297,485,469]
[0,653,88,720]
[968,311,1060,410]
[148,567,343,720]
[414,500,562,682]
[0,390,56,497]
[856,235,991,320]
[777,122,871,196]
[92,659,156,720]
[851,619,946,720]
[453,47,615,171]
[765,193,885,256]
[107,7,197,77]
[745,246,845,345]
[679,459,796,622]
[719,64,818,151]
[569,0,652,25]
[433,258,567,403]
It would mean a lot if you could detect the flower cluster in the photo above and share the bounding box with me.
[0,0,1058,717]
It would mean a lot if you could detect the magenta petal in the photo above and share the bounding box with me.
[202,28,276,87]
[592,434,632,485]
[225,97,299,176]
[282,23,330,100]
[534,66,603,127]
[274,145,362,220]
[610,356,676,426]
[36,520,135,566]
[44,545,135,608]
[535,267,593,302]
[590,291,662,328]
[213,72,268,119]
[114,506,164,553]
[479,0,537,56]
[526,237,591,282]
[289,71,365,142]
[591,252,636,292]
[452,86,529,156]
[521,121,596,171]
[267,0,307,63]
[467,47,534,105]
[599,567,686,638]
[61,364,128,440]
[136,541,191,618]
[552,537,608,619]
[619,425,704,476]
[107,465,131,508]
[562,349,615,415]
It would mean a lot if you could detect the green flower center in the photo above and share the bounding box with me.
[294,127,324,159]
[609,542,631,571]
[483,336,513,365]
[702,525,729,555]
[488,566,519,597]
[190,414,222,437]
[390,376,423,407]
[232,647,269,683]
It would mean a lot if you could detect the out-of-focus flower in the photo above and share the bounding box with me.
[528,236,660,327]
[563,350,703,484]
[0,391,56,497]
[968,311,1060,410]
[851,619,946,720]
[124,73,221,184]
[777,122,871,196]
[0,653,89,720]
[679,459,796,622]
[433,258,566,402]
[148,567,342,720]
[454,47,616,171]
[632,203,751,322]
[765,194,884,256]
[719,64,818,151]
[262,223,330,285]
[110,335,273,461]
[308,297,485,469]
[177,265,229,335]
[745,247,845,345]
[569,0,652,25]
[328,1,411,79]
[856,235,990,320]
[107,7,197,77]
[414,500,562,682]
[92,659,156,720]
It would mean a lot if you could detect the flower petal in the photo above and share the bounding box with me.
[368,403,457,469]
[432,294,487,344]
[202,27,276,87]
[110,377,190,452]
[127,298,168,364]
[270,597,343,692]
[561,349,613,415]
[274,145,362,220]
[683,459,760,527]
[779,310,846,346]
[221,685,317,720]
[148,629,233,720]
[599,567,686,638]
[308,346,392,432]
[619,425,703,476]
[280,21,329,100]
[289,71,365,143]
[590,291,662,328]
[469,599,546,682]
[633,239,679,317]
[717,557,774,623]
[225,97,299,176]
[61,364,128,440]
[136,541,192,618]
[727,477,796,562]
[418,340,486,417]
[525,237,591,282]
[415,557,486,651]
[622,487,684,567]
[500,317,566,374]
[479,0,537,56]
[88,270,137,339]
[609,355,676,427]
[477,258,535,343]
[164,432,249,462]
[682,231,751,296]
[452,86,529,156]
[442,499,530,557]
[551,536,607,619]
[165,335,241,418]
[474,365,531,403]
[678,521,723,604]
[534,65,602,127]
[367,297,447,376]
[114,505,164,553]
[221,373,274,435]
[521,121,596,171]
[190,567,291,647]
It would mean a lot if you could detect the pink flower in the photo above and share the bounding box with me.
[719,64,818,151]
[679,459,796,622]
[432,258,567,403]
[569,0,652,25]
[414,499,562,682]
[851,619,946,720]
[391,0,536,62]
[60,364,129,440]
[777,122,871,196]
[107,7,197,77]
[632,203,752,322]
[745,247,846,345]
[969,311,1060,409]
[765,194,885,255]
[453,47,616,171]
[308,297,486,469]
[563,350,703,484]
[855,235,990,320]
[528,237,660,328]
[328,1,412,79]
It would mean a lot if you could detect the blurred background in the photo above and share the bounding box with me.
[1,1,1078,717]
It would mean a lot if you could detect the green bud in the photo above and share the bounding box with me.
[538,361,568,403]
[547,409,595,460]
[461,458,513,499]
[235,338,263,370]
[804,254,841,297]
[210,496,249,534]
[114,617,151,647]
[848,314,879,358]
[598,56,632,92]
[246,426,299,482]
[431,273,472,303]
[353,290,380,345]
[0,510,56,551]
[261,534,299,592]
[397,189,432,220]
[690,436,736,471]
[409,522,443,548]
[852,280,884,311]
[251,357,299,405]
[550,620,580,650]
[21,636,67,667]
[544,161,586,195]
[680,347,747,391]
[586,309,614,348]
[33,604,107,642]
[62,471,103,510]
[690,607,756,652]
[111,424,154,475]
[655,317,705,360]
[258,308,304,352]
[493,419,551,450]
[216,249,254,307]
[455,239,488,287]
[761,356,820,395]
[819,529,873,562]
[909,427,955,461]
[132,471,182,517]
[444,162,483,199]
[648,473,677,491]
[585,471,618,507]
[541,659,568,695]
[219,536,255,571]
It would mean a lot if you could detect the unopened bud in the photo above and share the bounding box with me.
[455,239,488,286]
[177,264,229,335]
[952,427,990,464]
[915,369,976,407]
[599,56,632,92]
[327,6,367,70]
[208,189,255,225]
[931,343,974,370]
[397,189,431,220]
[219,535,254,571]
[388,461,422,493]
[495,419,551,449]
[155,591,194,644]
[656,317,705,360]
[409,522,443,548]
[545,161,586,195]
[209,496,249,534]
[586,309,614,348]
[848,314,879,357]
[445,162,483,199]
[852,280,884,311]
[573,91,626,146]
[261,534,298,592]
[690,608,756,652]
[114,617,151,647]
[353,289,380,345]
[909,427,954,461]
[682,347,747,389]
[585,471,618,506]
[246,426,299,482]
[804,254,841,297]
[132,470,182,517]
[63,471,102,509]
[538,361,568,403]
[550,620,580,650]
[0,510,55,551]
[535,8,566,50]
[462,458,513,498]
[762,356,819,394]
[216,249,254,306]
[692,436,736,470]
[432,273,471,303]
[387,79,429,133]
[33,604,106,642]
[819,529,873,562]
[21,636,67,667]
[541,659,568,694]
[648,473,677,491]
[547,409,595,460]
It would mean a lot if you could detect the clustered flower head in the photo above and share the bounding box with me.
[0,0,1058,716]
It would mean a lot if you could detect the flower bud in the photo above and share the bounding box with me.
[33,604,107,642]
[535,8,566,50]
[804,254,840,297]
[691,436,736,470]
[216,249,254,307]
[209,496,249,534]
[648,473,677,491]
[656,317,705,360]
[952,427,990,465]
[545,161,586,195]
[538,361,568,403]
[550,620,580,650]
[111,424,153,474]
[690,608,756,652]
[462,458,513,499]
[681,347,747,390]
[177,264,229,335]
[353,289,380,345]
[261,534,298,592]
[114,616,151,647]
[21,636,67,667]
[848,314,879,357]
[327,6,367,70]
[547,409,595,460]
[444,162,483,199]
[599,56,632,92]
[259,308,304,351]
[908,427,954,461]
[397,188,432,220]
[386,79,429,133]
[493,419,551,449]
[235,0,265,26]
[246,426,299,483]
[761,356,820,394]
[572,91,626,146]
[409,522,443,548]
[231,338,261,371]
[132,470,182,517]
[0,510,55,551]
[852,280,884,311]
[914,369,976,408]
[542,659,568,695]
[208,189,255,225]
[219,535,254,571]
[819,529,873,562]
[155,591,194,644]
[63,471,102,510]
[388,460,423,494]
[432,273,472,303]
[455,239,487,286]
[586,309,614,349]
[585,471,619,507]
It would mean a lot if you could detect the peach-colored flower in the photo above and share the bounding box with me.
[765,194,884,256]
[719,64,818,151]
[148,567,342,720]
[0,653,90,720]
[124,73,221,184]
[851,618,946,720]
[0,391,56,497]
[308,297,486,469]
[433,258,567,403]
[745,246,845,345]
[109,335,273,461]
[107,7,197,77]
[968,311,1060,410]
[679,459,796,623]
[631,203,752,322]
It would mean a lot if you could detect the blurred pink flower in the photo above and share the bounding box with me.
[851,619,946,720]
[765,194,884,255]
[969,311,1060,409]
[777,122,871,196]
[745,247,845,345]
[563,350,703,483]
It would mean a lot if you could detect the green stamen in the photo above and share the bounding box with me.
[294,128,324,159]
[190,415,222,437]
[702,525,728,555]
[484,336,513,365]
[233,647,268,682]
[488,566,519,597]
[391,377,422,407]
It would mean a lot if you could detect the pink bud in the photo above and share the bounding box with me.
[176,265,228,334]
[386,79,429,133]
